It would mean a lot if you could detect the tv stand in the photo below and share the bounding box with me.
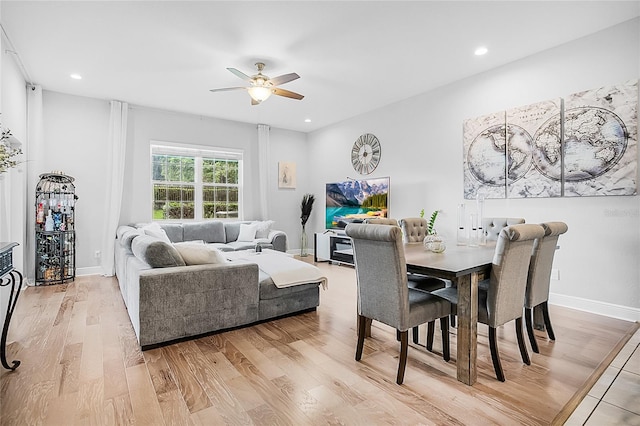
[314,231,353,266]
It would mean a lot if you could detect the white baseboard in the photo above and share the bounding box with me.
[76,266,103,276]
[549,292,640,323]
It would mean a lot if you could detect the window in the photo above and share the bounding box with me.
[151,144,242,220]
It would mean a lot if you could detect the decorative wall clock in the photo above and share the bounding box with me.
[351,133,381,175]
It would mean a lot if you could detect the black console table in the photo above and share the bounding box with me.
[1,242,22,370]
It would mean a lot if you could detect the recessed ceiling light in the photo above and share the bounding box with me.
[70,73,82,80]
[474,47,488,56]
[304,118,311,123]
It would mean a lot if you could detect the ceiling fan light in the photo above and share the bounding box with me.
[248,86,273,103]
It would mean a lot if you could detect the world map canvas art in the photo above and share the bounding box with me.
[563,81,637,197]
[463,80,638,199]
[507,99,562,198]
[463,111,507,199]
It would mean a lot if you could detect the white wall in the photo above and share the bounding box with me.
[120,107,310,249]
[307,18,640,319]
[268,127,313,250]
[122,107,258,224]
[1,36,27,258]
[1,31,28,326]
[41,91,110,274]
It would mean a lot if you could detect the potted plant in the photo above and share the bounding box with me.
[424,210,446,253]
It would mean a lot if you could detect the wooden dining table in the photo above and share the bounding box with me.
[404,242,496,386]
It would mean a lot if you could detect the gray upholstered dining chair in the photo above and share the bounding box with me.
[398,217,429,243]
[363,217,398,226]
[483,217,525,241]
[432,224,545,381]
[443,217,527,329]
[345,223,452,385]
[396,217,448,345]
[525,221,568,353]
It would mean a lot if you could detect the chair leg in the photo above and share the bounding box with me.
[488,327,505,382]
[515,317,531,365]
[525,307,539,353]
[426,321,435,351]
[412,326,419,344]
[356,315,367,361]
[397,330,408,385]
[541,302,556,341]
[450,314,456,328]
[440,316,450,362]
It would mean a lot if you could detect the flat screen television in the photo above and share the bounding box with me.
[325,177,389,229]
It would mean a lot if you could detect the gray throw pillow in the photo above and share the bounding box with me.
[131,235,186,268]
[183,221,225,243]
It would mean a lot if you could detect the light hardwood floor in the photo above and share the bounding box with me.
[1,261,637,425]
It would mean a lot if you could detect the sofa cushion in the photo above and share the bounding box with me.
[259,272,321,300]
[131,235,186,268]
[116,225,137,241]
[160,223,184,243]
[173,242,228,265]
[224,221,248,243]
[120,228,144,250]
[254,220,275,239]
[141,222,171,243]
[183,221,225,243]
[225,241,274,251]
[237,223,258,242]
[209,243,235,252]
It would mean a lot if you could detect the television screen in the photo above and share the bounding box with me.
[325,177,389,229]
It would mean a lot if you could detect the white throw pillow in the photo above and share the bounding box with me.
[173,242,228,265]
[237,223,258,242]
[141,222,171,243]
[254,220,275,239]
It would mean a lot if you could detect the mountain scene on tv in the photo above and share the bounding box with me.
[325,177,389,228]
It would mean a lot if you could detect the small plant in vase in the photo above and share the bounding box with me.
[299,193,315,257]
[424,210,446,253]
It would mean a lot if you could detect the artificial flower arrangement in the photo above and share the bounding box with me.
[1,124,22,174]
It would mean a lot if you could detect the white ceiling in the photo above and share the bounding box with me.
[2,1,639,133]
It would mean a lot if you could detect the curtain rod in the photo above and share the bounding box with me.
[1,23,33,85]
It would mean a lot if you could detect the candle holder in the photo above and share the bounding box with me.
[457,203,467,246]
[469,213,479,247]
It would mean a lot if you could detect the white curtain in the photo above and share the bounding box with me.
[257,124,270,220]
[101,101,128,276]
[25,84,44,284]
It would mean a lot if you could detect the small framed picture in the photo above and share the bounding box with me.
[278,162,296,188]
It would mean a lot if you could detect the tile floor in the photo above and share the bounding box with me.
[565,328,640,425]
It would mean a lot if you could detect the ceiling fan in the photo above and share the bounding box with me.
[210,62,304,105]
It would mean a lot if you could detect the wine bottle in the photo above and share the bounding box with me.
[45,210,54,232]
[36,203,45,224]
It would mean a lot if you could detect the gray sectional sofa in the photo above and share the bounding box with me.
[115,220,321,349]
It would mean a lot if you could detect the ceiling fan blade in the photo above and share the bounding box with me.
[269,72,300,86]
[209,87,247,93]
[273,87,304,100]
[227,67,253,82]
